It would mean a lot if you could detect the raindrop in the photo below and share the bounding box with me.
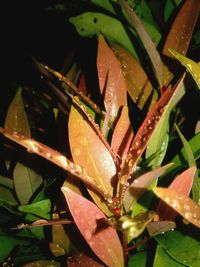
[84,230,92,241]
[46,152,51,158]
[186,64,192,71]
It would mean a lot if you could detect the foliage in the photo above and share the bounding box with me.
[1,0,200,266]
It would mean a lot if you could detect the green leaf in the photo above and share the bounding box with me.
[0,186,18,206]
[153,245,185,267]
[175,124,199,203]
[69,12,138,58]
[13,163,43,204]
[155,230,200,267]
[128,251,147,267]
[22,260,60,267]
[18,199,51,220]
[4,88,31,136]
[169,49,200,90]
[0,175,14,189]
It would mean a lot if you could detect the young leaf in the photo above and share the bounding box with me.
[153,187,200,228]
[68,104,116,214]
[111,106,134,160]
[147,221,176,237]
[123,163,173,212]
[0,128,104,196]
[61,186,124,267]
[155,167,196,221]
[13,162,43,204]
[163,0,200,58]
[97,35,127,122]
[112,44,153,109]
[169,49,200,89]
[120,0,164,87]
[5,88,31,137]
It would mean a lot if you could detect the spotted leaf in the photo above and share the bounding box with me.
[61,186,124,267]
[0,128,103,196]
[163,0,200,58]
[155,167,196,221]
[153,187,200,228]
[147,221,176,237]
[97,35,127,122]
[169,49,200,89]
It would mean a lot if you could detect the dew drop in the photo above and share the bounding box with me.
[84,230,92,241]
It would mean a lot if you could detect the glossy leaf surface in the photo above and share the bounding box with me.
[163,0,200,58]
[61,186,124,267]
[111,106,133,159]
[169,49,200,89]
[154,187,200,228]
[112,45,153,109]
[97,35,127,121]
[5,88,31,137]
[123,163,172,211]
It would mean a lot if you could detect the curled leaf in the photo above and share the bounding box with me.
[154,187,200,228]
[61,186,124,267]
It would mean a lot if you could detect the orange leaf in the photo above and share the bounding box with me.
[68,105,116,215]
[61,186,124,267]
[97,35,127,121]
[153,187,200,229]
[112,44,153,109]
[111,106,134,160]
[155,166,196,221]
[163,0,200,58]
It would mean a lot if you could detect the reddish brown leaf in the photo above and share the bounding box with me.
[61,186,124,267]
[5,88,31,137]
[68,105,116,215]
[123,163,173,211]
[163,0,200,58]
[112,44,153,109]
[111,106,134,160]
[97,35,127,121]
[67,252,104,267]
[153,187,200,229]
[0,128,104,196]
[155,166,196,221]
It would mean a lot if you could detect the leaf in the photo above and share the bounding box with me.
[175,124,199,203]
[153,187,200,228]
[155,167,196,221]
[146,81,185,167]
[5,88,31,137]
[13,162,43,204]
[123,163,173,211]
[22,260,60,267]
[68,104,116,215]
[61,186,124,267]
[147,221,176,237]
[120,0,164,87]
[153,245,184,267]
[69,12,138,58]
[155,230,200,267]
[18,199,51,220]
[169,49,200,89]
[97,35,127,122]
[128,251,147,267]
[111,106,134,159]
[163,0,200,58]
[0,186,18,206]
[112,44,153,109]
[0,128,104,196]
[0,175,13,189]
[67,251,104,267]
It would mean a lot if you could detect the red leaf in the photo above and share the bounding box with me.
[97,35,127,121]
[61,186,124,267]
[111,106,134,160]
[153,186,200,229]
[67,252,104,267]
[163,0,200,58]
[155,166,196,221]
